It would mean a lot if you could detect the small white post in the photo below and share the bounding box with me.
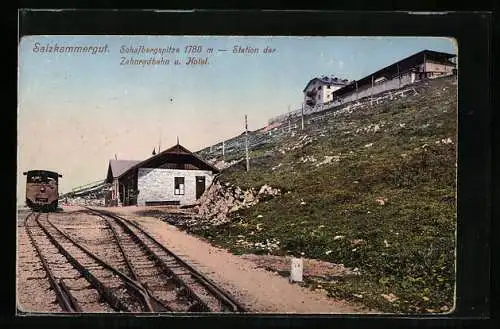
[289,256,303,283]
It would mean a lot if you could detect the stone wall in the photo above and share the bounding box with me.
[137,168,214,206]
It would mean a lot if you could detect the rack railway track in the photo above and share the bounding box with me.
[83,207,246,313]
[24,212,145,312]
[20,209,246,313]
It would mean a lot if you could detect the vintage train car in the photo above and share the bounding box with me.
[23,170,62,212]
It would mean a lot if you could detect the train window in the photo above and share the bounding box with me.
[28,175,44,183]
[27,172,59,184]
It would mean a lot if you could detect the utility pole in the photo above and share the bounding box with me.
[423,51,427,78]
[356,80,359,102]
[287,106,291,133]
[222,140,225,160]
[158,128,162,153]
[370,75,374,107]
[397,63,401,88]
[301,103,304,130]
[288,104,291,132]
[245,114,249,171]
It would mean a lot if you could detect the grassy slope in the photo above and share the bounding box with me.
[191,77,457,314]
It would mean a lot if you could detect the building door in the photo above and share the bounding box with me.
[196,176,206,199]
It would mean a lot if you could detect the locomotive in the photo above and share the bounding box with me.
[23,170,62,212]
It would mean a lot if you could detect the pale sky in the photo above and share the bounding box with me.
[17,35,456,200]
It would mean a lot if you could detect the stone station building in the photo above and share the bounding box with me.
[105,143,219,206]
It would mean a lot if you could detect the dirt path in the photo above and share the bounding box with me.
[99,206,377,314]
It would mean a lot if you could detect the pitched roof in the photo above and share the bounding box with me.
[107,160,141,179]
[118,143,220,179]
[303,76,350,92]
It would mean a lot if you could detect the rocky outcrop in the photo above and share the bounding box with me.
[191,180,282,226]
[208,158,244,170]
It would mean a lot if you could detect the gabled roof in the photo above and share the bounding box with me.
[303,76,350,92]
[118,143,220,179]
[106,160,141,182]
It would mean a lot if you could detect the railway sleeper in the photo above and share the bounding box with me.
[129,261,156,268]
[187,301,210,313]
[134,273,164,282]
[157,297,192,312]
[143,281,177,291]
[25,274,48,280]
[64,282,92,291]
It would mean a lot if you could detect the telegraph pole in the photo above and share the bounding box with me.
[370,75,374,107]
[301,103,305,130]
[288,105,291,133]
[222,140,225,160]
[397,63,401,88]
[356,81,359,102]
[245,115,249,171]
[158,128,162,153]
[423,52,427,78]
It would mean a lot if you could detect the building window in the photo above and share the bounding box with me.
[174,177,185,195]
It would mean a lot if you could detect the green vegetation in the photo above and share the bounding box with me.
[192,77,458,314]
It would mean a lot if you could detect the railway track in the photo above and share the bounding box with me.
[24,212,153,313]
[17,212,63,313]
[20,209,247,313]
[83,207,246,313]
